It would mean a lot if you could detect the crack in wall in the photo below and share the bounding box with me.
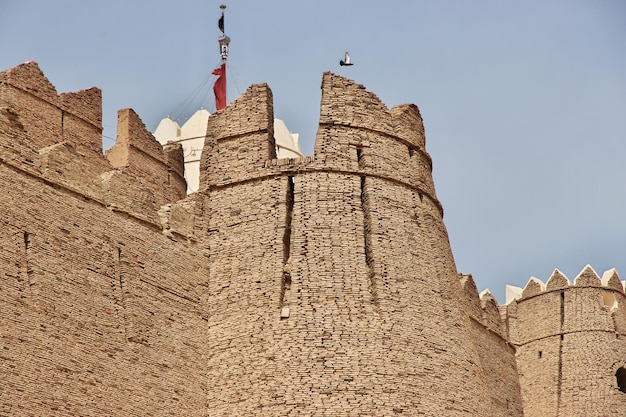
[22,231,37,302]
[280,176,294,319]
[360,175,380,313]
[116,248,131,341]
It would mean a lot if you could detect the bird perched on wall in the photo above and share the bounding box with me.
[339,51,353,66]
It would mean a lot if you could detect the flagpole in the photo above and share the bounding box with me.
[214,5,230,110]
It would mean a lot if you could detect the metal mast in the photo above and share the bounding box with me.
[213,5,229,110]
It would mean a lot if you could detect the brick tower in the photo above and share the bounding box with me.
[507,266,626,417]
[199,72,522,415]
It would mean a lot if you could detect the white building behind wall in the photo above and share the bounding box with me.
[154,110,303,194]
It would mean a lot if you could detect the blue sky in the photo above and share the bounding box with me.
[1,0,625,302]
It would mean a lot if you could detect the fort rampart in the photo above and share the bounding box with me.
[0,61,623,416]
[0,62,206,416]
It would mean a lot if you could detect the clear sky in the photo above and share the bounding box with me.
[1,0,624,302]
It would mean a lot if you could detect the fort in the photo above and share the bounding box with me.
[0,61,624,416]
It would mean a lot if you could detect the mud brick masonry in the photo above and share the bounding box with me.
[1,61,625,416]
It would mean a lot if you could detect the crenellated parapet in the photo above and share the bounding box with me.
[0,61,63,153]
[459,273,508,339]
[315,72,423,148]
[0,62,188,230]
[59,87,102,156]
[199,71,441,219]
[313,72,438,213]
[199,83,276,189]
[481,289,507,336]
[105,108,187,209]
[510,265,625,300]
[506,265,625,341]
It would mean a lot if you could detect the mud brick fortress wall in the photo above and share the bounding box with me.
[0,62,206,416]
[0,61,624,416]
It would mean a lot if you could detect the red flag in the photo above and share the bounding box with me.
[212,63,226,110]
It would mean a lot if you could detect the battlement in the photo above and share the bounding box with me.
[506,265,626,342]
[0,62,187,228]
[200,70,441,214]
[1,62,441,224]
[312,72,435,202]
[317,71,425,148]
[459,273,508,338]
[506,265,625,302]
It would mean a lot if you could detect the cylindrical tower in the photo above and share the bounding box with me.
[507,265,626,417]
[200,72,514,415]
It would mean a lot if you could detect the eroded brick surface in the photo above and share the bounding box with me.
[1,62,623,416]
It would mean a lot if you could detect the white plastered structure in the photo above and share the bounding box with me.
[155,111,303,194]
